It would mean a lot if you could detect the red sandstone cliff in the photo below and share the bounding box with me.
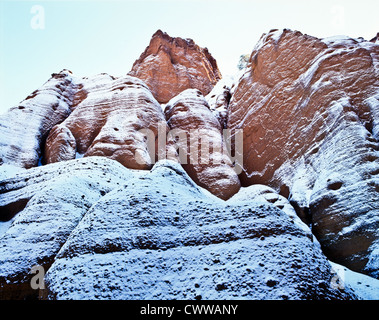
[128,30,222,104]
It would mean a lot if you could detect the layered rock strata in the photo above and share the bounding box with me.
[0,159,355,299]
[227,29,379,277]
[129,30,221,103]
[44,74,175,170]
[0,70,77,169]
[0,157,136,299]
[164,89,241,200]
[0,27,378,292]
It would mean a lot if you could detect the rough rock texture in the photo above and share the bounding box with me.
[165,89,241,200]
[0,157,136,299]
[0,159,355,300]
[0,70,77,169]
[129,30,222,104]
[206,75,239,129]
[227,29,379,278]
[45,160,352,300]
[228,184,311,236]
[0,28,378,299]
[44,74,175,170]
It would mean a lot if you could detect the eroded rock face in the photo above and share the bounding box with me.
[0,159,355,300]
[0,157,135,299]
[165,89,241,200]
[44,74,174,170]
[0,70,77,169]
[129,30,222,104]
[0,28,378,298]
[205,75,239,129]
[228,29,379,277]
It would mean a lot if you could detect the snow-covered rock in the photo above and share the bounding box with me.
[44,160,353,300]
[0,28,377,300]
[205,75,237,128]
[329,261,379,300]
[44,74,175,170]
[228,184,311,236]
[0,158,355,299]
[0,157,137,299]
[0,70,77,169]
[228,28,379,278]
[165,89,241,200]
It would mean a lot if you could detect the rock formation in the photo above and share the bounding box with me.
[0,157,136,299]
[164,89,240,200]
[0,70,77,169]
[0,28,378,299]
[205,75,238,129]
[0,159,354,300]
[227,29,379,278]
[129,30,222,104]
[44,74,175,170]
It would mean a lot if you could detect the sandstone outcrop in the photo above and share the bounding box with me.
[44,74,175,170]
[227,29,379,277]
[0,157,136,299]
[0,28,378,299]
[129,30,221,104]
[0,158,355,299]
[0,70,77,169]
[205,75,238,129]
[164,89,240,200]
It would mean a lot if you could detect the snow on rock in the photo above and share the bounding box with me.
[0,165,26,181]
[44,160,354,300]
[228,184,311,236]
[228,28,379,278]
[329,261,379,300]
[0,157,137,299]
[0,218,14,238]
[205,73,243,129]
[164,89,241,200]
[128,30,221,104]
[0,28,378,300]
[0,156,135,221]
[0,70,77,169]
[44,74,175,170]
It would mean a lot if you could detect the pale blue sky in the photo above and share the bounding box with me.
[0,0,378,114]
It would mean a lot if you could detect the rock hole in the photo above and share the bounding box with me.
[279,184,290,199]
[266,279,278,287]
[364,154,378,162]
[310,147,319,155]
[266,197,278,204]
[0,198,29,222]
[327,181,343,190]
[215,283,228,291]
